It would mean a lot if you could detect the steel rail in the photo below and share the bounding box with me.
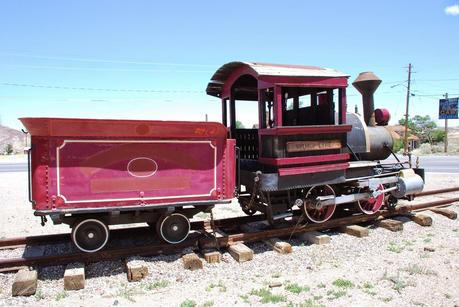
[199,197,459,249]
[0,198,457,271]
[0,214,268,249]
[1,186,458,249]
[0,234,201,270]
[415,186,459,197]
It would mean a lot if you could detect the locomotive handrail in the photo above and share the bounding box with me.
[26,145,35,206]
[235,146,241,195]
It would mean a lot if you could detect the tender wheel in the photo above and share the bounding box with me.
[357,184,385,215]
[71,218,109,253]
[302,185,336,223]
[156,213,190,244]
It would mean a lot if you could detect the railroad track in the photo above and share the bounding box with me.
[1,187,458,272]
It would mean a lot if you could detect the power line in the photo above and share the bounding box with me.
[0,52,217,67]
[0,82,205,94]
[410,78,459,82]
[1,64,213,73]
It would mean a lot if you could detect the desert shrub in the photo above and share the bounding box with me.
[415,143,432,155]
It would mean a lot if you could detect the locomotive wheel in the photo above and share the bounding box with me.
[71,218,109,253]
[156,213,190,244]
[357,184,385,215]
[302,185,336,223]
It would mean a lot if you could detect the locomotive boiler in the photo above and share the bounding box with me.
[21,61,424,252]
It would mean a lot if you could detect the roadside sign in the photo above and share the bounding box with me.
[439,98,458,119]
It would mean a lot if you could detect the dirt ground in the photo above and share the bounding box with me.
[0,171,458,307]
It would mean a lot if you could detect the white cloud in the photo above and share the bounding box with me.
[445,4,459,15]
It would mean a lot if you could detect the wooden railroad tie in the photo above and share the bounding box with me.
[64,262,85,290]
[12,269,37,296]
[297,231,331,245]
[182,253,203,270]
[429,208,457,220]
[405,213,433,226]
[125,259,149,281]
[375,218,404,232]
[228,243,254,262]
[263,238,292,254]
[339,225,369,237]
[202,250,222,264]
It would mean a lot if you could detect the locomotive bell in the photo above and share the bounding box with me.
[352,72,382,127]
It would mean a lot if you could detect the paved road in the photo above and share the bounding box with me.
[1,155,459,173]
[0,162,28,172]
[414,155,459,173]
[383,155,459,173]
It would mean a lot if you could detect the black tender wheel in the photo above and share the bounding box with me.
[71,218,109,253]
[156,213,190,244]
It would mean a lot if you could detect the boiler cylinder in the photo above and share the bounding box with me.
[359,126,394,161]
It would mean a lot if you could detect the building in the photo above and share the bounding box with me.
[386,125,420,150]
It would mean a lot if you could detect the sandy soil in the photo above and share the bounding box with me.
[0,172,458,306]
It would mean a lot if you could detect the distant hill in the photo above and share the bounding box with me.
[0,125,26,154]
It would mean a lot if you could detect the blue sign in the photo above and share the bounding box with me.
[439,98,458,119]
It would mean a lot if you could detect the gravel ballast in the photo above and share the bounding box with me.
[0,171,458,306]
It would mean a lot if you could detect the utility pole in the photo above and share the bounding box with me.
[444,93,448,153]
[403,63,412,154]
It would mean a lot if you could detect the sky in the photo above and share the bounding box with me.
[1,1,459,130]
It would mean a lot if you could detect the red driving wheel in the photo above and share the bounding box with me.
[357,184,385,214]
[302,185,336,223]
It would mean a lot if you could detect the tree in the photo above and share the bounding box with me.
[431,129,445,144]
[5,143,13,155]
[398,115,437,144]
[393,139,404,153]
[235,120,245,129]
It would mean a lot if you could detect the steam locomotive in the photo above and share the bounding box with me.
[21,61,424,252]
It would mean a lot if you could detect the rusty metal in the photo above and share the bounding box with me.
[0,193,457,271]
[0,214,268,249]
[352,72,382,126]
[406,197,459,212]
[415,186,459,197]
[0,234,200,271]
[199,198,459,249]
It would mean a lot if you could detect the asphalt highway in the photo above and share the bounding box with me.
[414,155,459,174]
[0,162,27,172]
[0,155,458,173]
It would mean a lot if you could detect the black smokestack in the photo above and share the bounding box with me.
[352,72,382,127]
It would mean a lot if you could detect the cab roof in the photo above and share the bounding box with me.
[206,61,349,97]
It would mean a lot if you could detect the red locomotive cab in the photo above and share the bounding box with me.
[207,62,352,223]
